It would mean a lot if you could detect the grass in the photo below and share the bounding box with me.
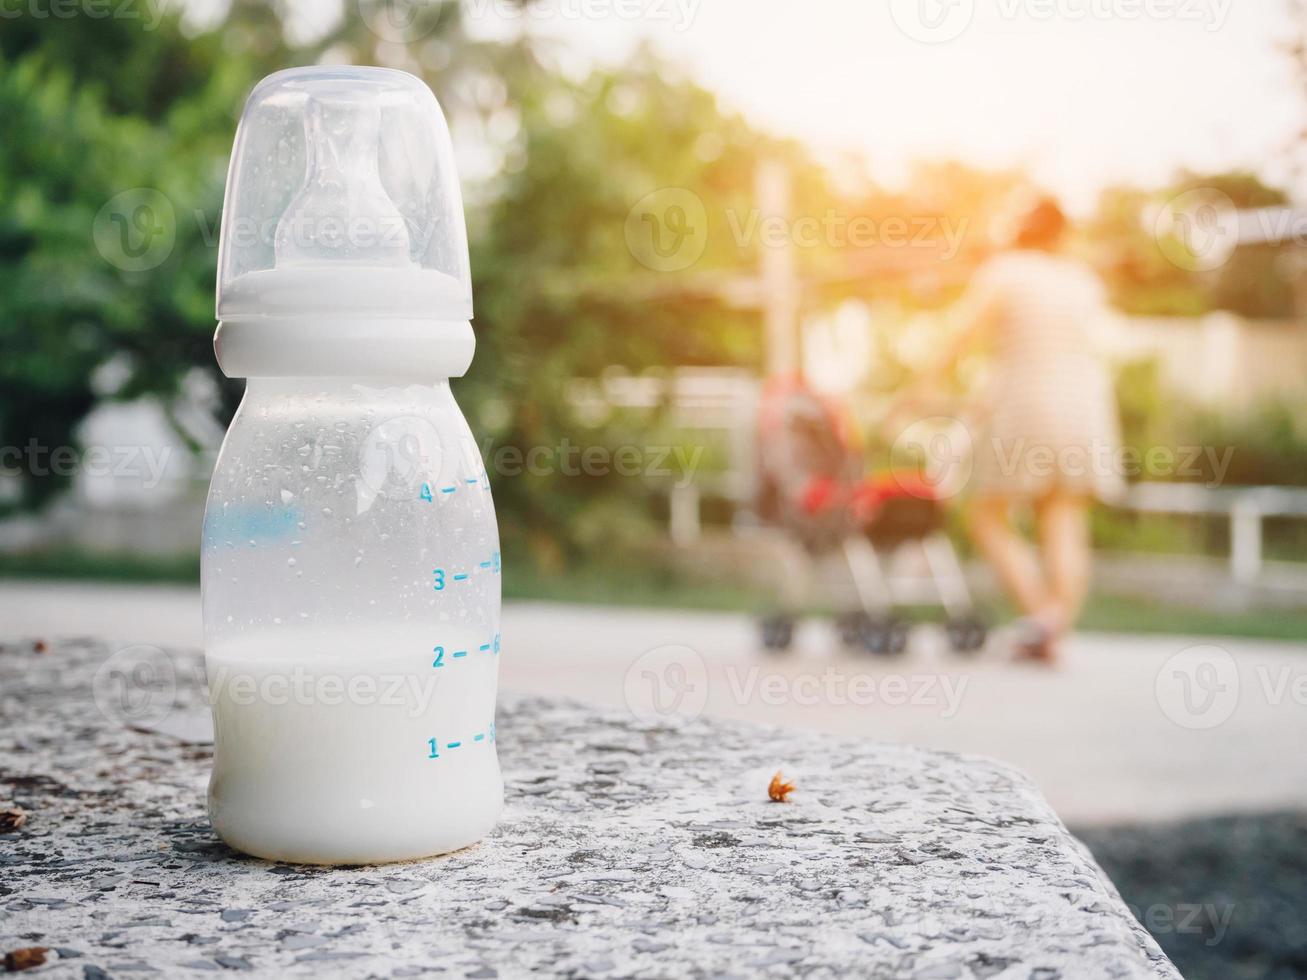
[0,549,200,584]
[1,548,1305,642]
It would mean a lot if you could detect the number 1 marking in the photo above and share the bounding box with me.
[427,738,439,759]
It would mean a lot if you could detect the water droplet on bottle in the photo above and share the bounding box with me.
[322,507,333,516]
[287,557,297,567]
[281,489,295,504]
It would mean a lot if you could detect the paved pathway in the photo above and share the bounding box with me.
[2,581,1304,826]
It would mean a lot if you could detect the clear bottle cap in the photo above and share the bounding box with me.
[215,66,475,379]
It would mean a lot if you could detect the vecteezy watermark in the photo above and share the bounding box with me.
[0,440,175,490]
[355,0,446,43]
[463,0,702,31]
[625,188,970,273]
[887,414,1237,501]
[722,666,969,716]
[479,438,704,488]
[207,664,443,717]
[93,653,458,724]
[95,185,429,276]
[0,0,164,29]
[890,416,975,500]
[1156,644,1307,729]
[622,644,970,723]
[889,0,976,44]
[354,415,706,504]
[624,188,711,273]
[890,0,1230,44]
[623,644,711,724]
[1126,902,1236,947]
[93,644,177,729]
[358,415,452,503]
[1152,188,1240,273]
[986,439,1236,489]
[725,209,970,259]
[93,188,176,273]
[1155,645,1240,729]
[994,0,1231,29]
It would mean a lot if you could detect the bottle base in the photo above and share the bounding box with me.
[210,799,503,866]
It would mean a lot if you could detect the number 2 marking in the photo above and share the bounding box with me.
[432,646,445,668]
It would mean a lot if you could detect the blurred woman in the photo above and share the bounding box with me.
[900,197,1123,662]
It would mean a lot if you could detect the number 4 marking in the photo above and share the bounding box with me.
[420,483,433,503]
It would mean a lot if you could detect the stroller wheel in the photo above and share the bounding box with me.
[836,612,870,649]
[861,616,909,657]
[760,615,796,653]
[946,616,988,655]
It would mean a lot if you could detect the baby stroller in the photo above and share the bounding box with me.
[753,375,987,656]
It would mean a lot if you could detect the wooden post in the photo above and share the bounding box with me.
[757,160,800,376]
[1230,497,1263,584]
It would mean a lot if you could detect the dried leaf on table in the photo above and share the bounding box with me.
[768,771,796,803]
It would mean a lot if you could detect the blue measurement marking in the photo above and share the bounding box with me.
[440,486,457,494]
[431,635,498,669]
[478,561,492,569]
[465,477,479,485]
[428,727,495,759]
[453,573,469,581]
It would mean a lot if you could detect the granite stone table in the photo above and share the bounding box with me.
[0,638,1179,979]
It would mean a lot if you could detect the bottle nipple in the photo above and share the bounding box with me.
[274,97,413,269]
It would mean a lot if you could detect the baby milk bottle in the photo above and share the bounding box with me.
[201,66,501,864]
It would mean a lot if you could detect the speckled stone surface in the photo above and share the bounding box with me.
[1,638,1179,979]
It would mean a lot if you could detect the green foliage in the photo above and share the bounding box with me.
[461,46,784,569]
[0,8,288,512]
[0,11,782,570]
[1086,171,1295,319]
[1115,357,1307,489]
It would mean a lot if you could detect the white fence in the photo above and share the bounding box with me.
[1105,313,1307,409]
[585,363,1307,588]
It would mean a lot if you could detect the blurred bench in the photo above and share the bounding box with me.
[1122,482,1307,583]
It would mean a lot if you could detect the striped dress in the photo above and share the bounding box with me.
[969,251,1125,502]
